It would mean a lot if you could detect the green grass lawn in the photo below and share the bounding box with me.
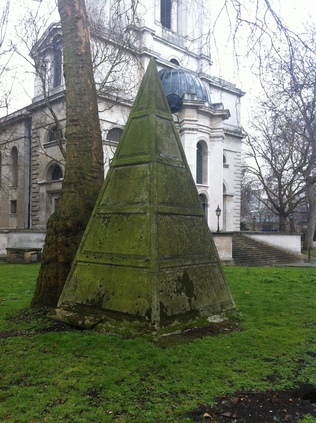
[1,264,316,422]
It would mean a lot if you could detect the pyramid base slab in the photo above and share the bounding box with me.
[48,302,237,340]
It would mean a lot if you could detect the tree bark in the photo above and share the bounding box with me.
[279,215,287,232]
[31,0,103,308]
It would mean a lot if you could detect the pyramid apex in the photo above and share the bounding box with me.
[131,57,171,116]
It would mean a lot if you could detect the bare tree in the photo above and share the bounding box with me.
[243,127,306,232]
[11,3,66,155]
[0,0,10,74]
[245,27,316,247]
[10,0,144,155]
[88,0,143,101]
[0,0,12,115]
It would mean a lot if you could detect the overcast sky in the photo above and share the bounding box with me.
[1,0,316,122]
[210,0,316,124]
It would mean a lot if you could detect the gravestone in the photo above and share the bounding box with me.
[52,59,235,335]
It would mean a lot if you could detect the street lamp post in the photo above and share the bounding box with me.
[215,205,221,233]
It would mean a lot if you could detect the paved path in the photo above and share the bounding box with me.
[282,254,316,267]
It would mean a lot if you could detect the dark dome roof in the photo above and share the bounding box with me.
[159,68,211,103]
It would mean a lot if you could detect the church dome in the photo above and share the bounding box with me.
[159,68,211,104]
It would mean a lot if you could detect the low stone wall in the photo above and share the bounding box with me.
[1,229,234,264]
[0,231,8,257]
[6,247,42,264]
[244,232,301,255]
[0,230,46,257]
[0,230,301,264]
[213,232,234,264]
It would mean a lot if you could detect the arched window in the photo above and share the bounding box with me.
[11,147,18,186]
[199,194,207,212]
[199,194,208,222]
[196,141,208,184]
[53,35,62,88]
[106,127,123,143]
[196,143,203,184]
[51,165,63,181]
[48,126,63,143]
[46,163,63,182]
[223,153,229,167]
[170,58,179,66]
[161,0,172,29]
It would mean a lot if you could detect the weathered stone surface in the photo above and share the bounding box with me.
[6,247,42,264]
[54,59,235,333]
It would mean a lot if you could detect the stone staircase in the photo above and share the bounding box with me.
[232,233,301,266]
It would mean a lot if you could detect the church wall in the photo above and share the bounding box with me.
[150,0,210,57]
[210,83,243,128]
[176,104,241,232]
[208,130,224,231]
[29,105,66,228]
[232,146,242,231]
[98,99,132,177]
[0,0,244,235]
[0,114,31,229]
[88,0,208,44]
[223,134,242,231]
[0,83,243,235]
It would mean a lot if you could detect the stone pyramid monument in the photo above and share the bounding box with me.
[53,59,235,334]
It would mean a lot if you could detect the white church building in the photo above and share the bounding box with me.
[0,0,244,255]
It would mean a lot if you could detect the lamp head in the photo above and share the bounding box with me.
[215,205,221,217]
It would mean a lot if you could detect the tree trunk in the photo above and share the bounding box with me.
[303,179,316,251]
[279,214,287,232]
[31,0,103,308]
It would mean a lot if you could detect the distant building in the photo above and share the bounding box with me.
[0,0,244,235]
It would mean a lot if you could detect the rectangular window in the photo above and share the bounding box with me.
[161,0,172,29]
[11,147,18,187]
[10,200,17,214]
[53,35,63,88]
[53,50,62,88]
[196,143,203,184]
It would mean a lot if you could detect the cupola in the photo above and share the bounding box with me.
[159,68,211,105]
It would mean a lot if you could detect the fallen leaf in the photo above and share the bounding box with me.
[203,412,212,418]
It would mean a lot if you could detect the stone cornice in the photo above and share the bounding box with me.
[224,125,246,139]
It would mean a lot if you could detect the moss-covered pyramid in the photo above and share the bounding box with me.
[53,58,235,334]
